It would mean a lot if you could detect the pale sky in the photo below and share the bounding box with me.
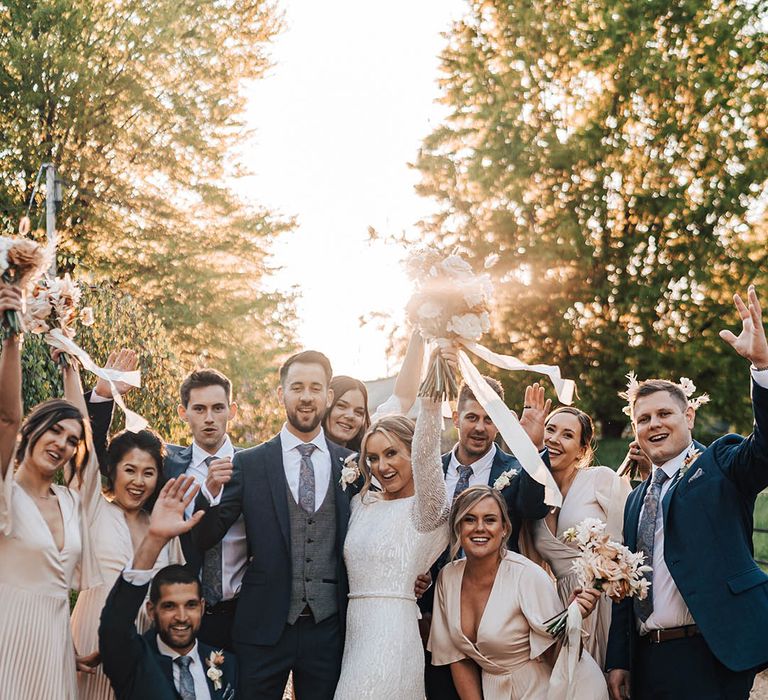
[235,0,467,381]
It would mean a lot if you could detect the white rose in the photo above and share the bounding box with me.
[447,313,484,341]
[79,307,95,326]
[441,254,473,279]
[678,377,695,397]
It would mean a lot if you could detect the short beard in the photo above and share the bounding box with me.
[286,408,324,435]
[461,438,491,458]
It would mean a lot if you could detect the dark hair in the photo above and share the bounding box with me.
[179,368,232,408]
[149,565,202,604]
[545,406,595,469]
[632,380,688,414]
[457,376,504,411]
[279,350,333,386]
[16,399,89,485]
[324,376,370,451]
[105,429,166,509]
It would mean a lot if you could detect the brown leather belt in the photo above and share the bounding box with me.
[641,624,700,644]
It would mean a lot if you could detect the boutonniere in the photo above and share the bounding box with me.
[679,449,702,479]
[205,649,225,690]
[339,454,361,491]
[493,468,519,491]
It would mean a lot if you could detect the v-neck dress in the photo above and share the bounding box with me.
[429,552,608,699]
[70,496,184,700]
[530,466,631,667]
[0,453,102,699]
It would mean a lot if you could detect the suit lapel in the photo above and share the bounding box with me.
[166,445,193,480]
[441,452,451,477]
[145,632,180,698]
[328,440,352,544]
[488,449,511,486]
[625,479,649,551]
[662,441,708,522]
[265,436,291,550]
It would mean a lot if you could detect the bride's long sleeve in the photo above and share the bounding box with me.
[411,399,450,533]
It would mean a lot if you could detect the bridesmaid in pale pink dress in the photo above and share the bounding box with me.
[0,285,101,700]
[529,406,631,668]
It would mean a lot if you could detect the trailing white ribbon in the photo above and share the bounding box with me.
[548,602,586,700]
[47,329,149,432]
[460,340,576,405]
[458,350,562,507]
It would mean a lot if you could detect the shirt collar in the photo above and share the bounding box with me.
[280,423,329,455]
[448,442,497,474]
[191,435,234,470]
[653,441,695,480]
[156,635,199,662]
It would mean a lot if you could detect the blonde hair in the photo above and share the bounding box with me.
[358,414,415,502]
[449,485,511,561]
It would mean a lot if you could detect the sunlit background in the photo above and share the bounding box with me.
[235,0,467,381]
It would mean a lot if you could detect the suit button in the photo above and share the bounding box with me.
[305,577,312,582]
[307,538,314,544]
[306,558,312,563]
[308,519,314,525]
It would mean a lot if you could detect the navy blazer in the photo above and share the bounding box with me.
[606,379,768,674]
[191,434,354,646]
[164,442,243,575]
[99,574,238,700]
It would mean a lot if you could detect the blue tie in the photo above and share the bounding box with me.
[452,464,474,500]
[201,455,223,606]
[174,655,196,700]
[634,468,669,622]
[297,443,316,513]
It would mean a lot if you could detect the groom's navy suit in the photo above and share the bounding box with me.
[191,433,354,699]
[606,377,768,699]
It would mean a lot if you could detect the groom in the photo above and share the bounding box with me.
[606,285,768,700]
[191,351,354,699]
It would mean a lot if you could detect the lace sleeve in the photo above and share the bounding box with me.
[411,399,449,533]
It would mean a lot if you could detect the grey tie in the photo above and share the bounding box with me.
[452,464,474,500]
[201,455,223,607]
[174,655,196,700]
[634,468,670,622]
[297,443,316,513]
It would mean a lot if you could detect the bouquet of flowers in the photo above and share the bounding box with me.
[545,518,651,638]
[0,231,52,337]
[405,248,493,401]
[23,273,95,364]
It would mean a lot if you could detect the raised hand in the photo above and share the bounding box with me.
[94,348,139,398]
[205,456,233,498]
[719,285,768,369]
[519,383,551,450]
[148,475,204,540]
[0,284,22,317]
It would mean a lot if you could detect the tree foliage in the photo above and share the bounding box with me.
[415,0,768,436]
[0,0,297,440]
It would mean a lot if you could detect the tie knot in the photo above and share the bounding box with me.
[204,455,217,467]
[174,655,192,670]
[652,468,669,486]
[297,443,316,458]
[458,465,473,479]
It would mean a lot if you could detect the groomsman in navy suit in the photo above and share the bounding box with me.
[606,285,768,700]
[100,475,238,700]
[422,376,550,700]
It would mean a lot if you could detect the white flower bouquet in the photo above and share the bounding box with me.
[545,517,651,638]
[23,273,95,364]
[0,233,52,337]
[405,248,493,401]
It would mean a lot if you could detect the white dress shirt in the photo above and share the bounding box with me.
[444,443,498,499]
[156,637,212,700]
[280,424,332,511]
[187,436,247,601]
[639,366,768,632]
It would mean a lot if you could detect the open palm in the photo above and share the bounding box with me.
[148,475,204,540]
[719,286,768,368]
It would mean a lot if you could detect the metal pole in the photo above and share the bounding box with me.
[45,163,56,275]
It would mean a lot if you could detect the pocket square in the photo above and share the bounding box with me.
[688,467,705,482]
[222,683,235,700]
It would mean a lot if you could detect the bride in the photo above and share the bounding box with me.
[333,395,449,700]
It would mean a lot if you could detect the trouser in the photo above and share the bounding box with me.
[199,598,238,651]
[424,649,461,700]
[235,614,343,700]
[634,633,756,700]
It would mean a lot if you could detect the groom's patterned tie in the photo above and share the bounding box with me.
[174,656,196,700]
[201,455,224,607]
[634,468,669,622]
[452,464,474,500]
[297,443,317,513]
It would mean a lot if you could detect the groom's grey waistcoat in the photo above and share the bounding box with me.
[286,475,339,624]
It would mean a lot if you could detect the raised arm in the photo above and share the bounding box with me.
[718,285,768,494]
[411,398,450,533]
[0,285,23,474]
[390,330,425,415]
[191,451,245,550]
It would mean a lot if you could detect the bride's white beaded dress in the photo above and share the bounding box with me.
[333,401,449,700]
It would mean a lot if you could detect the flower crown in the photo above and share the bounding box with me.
[620,371,710,417]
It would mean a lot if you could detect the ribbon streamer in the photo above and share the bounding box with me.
[460,340,576,405]
[48,329,149,432]
[458,350,562,508]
